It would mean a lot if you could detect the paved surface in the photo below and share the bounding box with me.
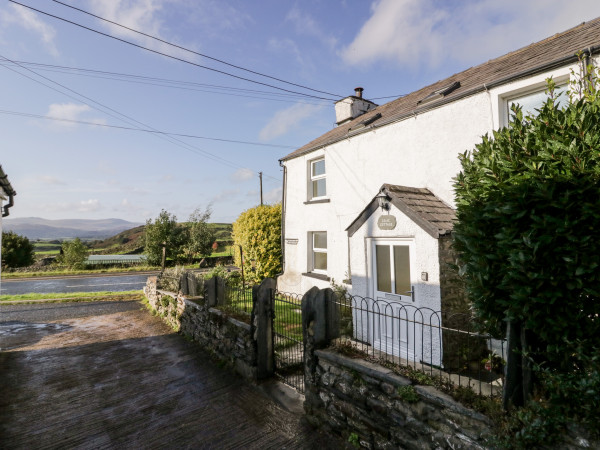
[0,273,150,295]
[0,300,344,449]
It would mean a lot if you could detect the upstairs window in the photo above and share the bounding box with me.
[310,158,326,200]
[506,84,569,122]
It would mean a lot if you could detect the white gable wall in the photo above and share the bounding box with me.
[278,62,583,295]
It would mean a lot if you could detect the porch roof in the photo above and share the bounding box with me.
[346,184,456,239]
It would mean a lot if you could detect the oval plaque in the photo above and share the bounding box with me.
[377,215,397,230]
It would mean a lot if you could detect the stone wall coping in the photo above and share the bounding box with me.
[208,307,252,332]
[414,385,492,424]
[156,289,178,298]
[182,298,203,311]
[316,349,492,426]
[315,349,412,387]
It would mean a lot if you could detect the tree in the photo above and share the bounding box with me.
[180,207,215,263]
[57,238,88,269]
[1,231,35,268]
[453,66,600,416]
[144,210,184,267]
[232,203,281,282]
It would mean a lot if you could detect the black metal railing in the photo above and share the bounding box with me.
[272,290,304,393]
[222,278,254,316]
[328,292,506,397]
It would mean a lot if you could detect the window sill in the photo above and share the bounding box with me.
[304,198,330,205]
[302,272,330,282]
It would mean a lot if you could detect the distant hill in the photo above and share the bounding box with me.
[90,222,233,255]
[3,217,143,240]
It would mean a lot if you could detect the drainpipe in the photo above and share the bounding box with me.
[275,161,287,280]
[2,194,14,217]
[584,47,593,91]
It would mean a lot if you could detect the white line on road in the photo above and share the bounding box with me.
[65,282,144,288]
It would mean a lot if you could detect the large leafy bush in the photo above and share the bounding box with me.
[454,69,600,440]
[1,231,35,268]
[454,78,600,369]
[232,204,281,282]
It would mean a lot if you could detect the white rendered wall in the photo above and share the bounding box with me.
[278,63,582,295]
[348,205,441,309]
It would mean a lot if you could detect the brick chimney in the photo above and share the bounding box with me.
[334,87,378,126]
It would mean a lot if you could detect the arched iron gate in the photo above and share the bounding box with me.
[272,290,304,393]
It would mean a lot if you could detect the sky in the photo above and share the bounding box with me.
[2,0,600,225]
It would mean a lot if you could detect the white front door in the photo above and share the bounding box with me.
[371,240,420,361]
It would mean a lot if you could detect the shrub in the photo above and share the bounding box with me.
[454,73,600,369]
[1,231,35,268]
[57,238,88,269]
[232,204,282,282]
[454,61,600,440]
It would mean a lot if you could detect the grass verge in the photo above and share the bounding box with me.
[0,290,144,303]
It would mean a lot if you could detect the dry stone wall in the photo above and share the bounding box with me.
[304,349,493,449]
[143,277,257,381]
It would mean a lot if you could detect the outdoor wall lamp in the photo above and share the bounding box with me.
[375,191,391,212]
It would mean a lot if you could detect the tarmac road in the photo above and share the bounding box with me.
[0,273,150,295]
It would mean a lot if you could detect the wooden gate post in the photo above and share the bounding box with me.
[254,277,276,379]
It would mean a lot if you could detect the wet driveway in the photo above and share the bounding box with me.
[0,300,343,449]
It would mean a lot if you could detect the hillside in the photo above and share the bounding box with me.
[4,217,143,240]
[90,223,233,255]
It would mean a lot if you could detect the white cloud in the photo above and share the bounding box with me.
[50,199,103,213]
[88,0,164,38]
[286,7,337,50]
[341,0,600,69]
[1,4,58,56]
[268,38,310,70]
[78,199,102,212]
[37,175,66,186]
[211,188,240,203]
[231,168,255,183]
[264,186,282,204]
[45,103,106,129]
[86,0,238,57]
[259,103,323,141]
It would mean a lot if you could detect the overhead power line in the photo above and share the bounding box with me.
[0,109,297,149]
[10,1,337,102]
[0,54,282,181]
[51,0,344,99]
[0,60,330,106]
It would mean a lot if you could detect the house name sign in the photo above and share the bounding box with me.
[377,215,397,230]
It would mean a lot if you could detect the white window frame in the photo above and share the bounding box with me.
[497,74,571,128]
[308,157,326,200]
[309,231,327,274]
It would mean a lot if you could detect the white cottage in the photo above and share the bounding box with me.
[0,164,17,286]
[277,17,600,324]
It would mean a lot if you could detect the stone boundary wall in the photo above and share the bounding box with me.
[144,276,257,381]
[304,349,492,449]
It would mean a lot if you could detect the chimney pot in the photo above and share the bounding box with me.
[355,87,364,98]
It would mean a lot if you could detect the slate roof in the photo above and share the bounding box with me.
[346,184,456,239]
[282,17,600,162]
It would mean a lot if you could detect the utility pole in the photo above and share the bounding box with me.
[259,172,263,206]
